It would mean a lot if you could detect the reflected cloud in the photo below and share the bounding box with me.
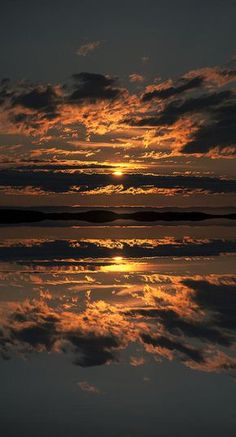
[0,237,236,262]
[0,236,235,376]
[78,381,100,394]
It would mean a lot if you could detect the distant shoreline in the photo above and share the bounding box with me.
[1,209,236,224]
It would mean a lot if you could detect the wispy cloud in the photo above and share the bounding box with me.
[78,381,100,394]
[141,56,149,63]
[129,73,145,83]
[76,40,101,56]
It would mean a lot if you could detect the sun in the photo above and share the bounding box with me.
[113,170,123,176]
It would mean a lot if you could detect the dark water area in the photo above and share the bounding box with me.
[0,225,235,436]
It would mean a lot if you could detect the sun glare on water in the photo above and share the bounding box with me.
[113,256,123,262]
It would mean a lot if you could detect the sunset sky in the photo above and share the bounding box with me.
[1,3,236,436]
[1,0,236,207]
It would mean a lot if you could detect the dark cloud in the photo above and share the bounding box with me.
[130,90,232,127]
[0,239,236,262]
[0,72,123,131]
[127,85,236,156]
[11,310,119,367]
[68,72,122,102]
[183,279,236,331]
[141,333,204,363]
[0,169,236,194]
[12,85,59,118]
[2,302,120,367]
[68,333,119,367]
[14,323,55,349]
[182,102,236,154]
[159,311,233,346]
[16,163,113,171]
[8,308,59,351]
[132,308,232,347]
[0,78,12,105]
[142,76,204,101]
[142,66,236,102]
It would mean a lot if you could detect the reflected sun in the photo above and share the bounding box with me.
[113,256,123,262]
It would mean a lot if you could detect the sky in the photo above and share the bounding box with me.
[0,0,236,207]
[1,4,236,436]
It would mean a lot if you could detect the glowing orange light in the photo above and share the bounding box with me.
[113,256,123,262]
[113,170,123,176]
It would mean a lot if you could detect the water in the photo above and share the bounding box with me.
[0,224,235,436]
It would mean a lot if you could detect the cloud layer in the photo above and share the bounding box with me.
[1,63,235,159]
[0,61,235,205]
[0,237,235,375]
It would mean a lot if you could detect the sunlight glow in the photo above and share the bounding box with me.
[113,256,123,262]
[113,170,123,176]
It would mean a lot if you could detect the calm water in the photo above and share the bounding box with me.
[0,224,236,437]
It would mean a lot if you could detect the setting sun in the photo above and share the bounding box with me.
[113,170,123,176]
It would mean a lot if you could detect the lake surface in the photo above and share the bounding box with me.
[0,224,235,437]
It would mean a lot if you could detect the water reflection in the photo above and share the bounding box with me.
[0,236,235,376]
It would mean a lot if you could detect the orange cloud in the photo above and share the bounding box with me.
[0,61,235,166]
[129,74,145,83]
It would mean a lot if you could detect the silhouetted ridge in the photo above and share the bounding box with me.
[0,209,235,224]
[0,209,45,224]
[47,210,118,223]
[123,211,215,221]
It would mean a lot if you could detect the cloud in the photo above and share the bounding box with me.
[76,41,101,56]
[183,278,236,331]
[0,237,236,264]
[0,273,235,374]
[0,61,235,158]
[1,237,236,263]
[185,66,236,87]
[0,169,236,195]
[70,334,119,367]
[68,72,122,102]
[129,74,145,83]
[142,76,204,101]
[1,300,123,366]
[78,381,100,394]
[130,356,145,366]
[141,333,204,363]
[142,67,236,102]
[12,85,59,115]
[131,90,233,127]
[182,102,236,155]
[134,307,231,347]
[0,72,128,137]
